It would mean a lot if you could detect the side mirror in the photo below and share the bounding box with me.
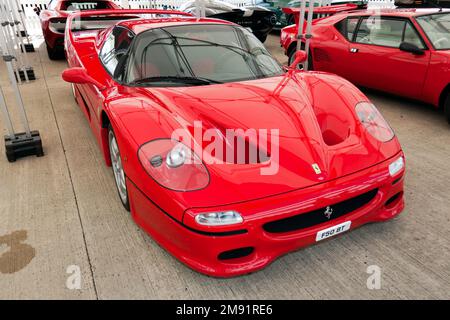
[399,42,425,55]
[62,67,105,90]
[33,7,41,16]
[289,50,307,69]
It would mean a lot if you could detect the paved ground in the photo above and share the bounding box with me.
[0,32,449,299]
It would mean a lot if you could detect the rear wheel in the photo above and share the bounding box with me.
[108,125,130,211]
[444,92,450,124]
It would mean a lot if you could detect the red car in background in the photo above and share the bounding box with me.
[61,9,405,277]
[281,8,450,124]
[35,0,120,59]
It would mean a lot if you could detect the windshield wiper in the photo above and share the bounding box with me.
[130,76,222,85]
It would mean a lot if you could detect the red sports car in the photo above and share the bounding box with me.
[281,8,450,124]
[35,0,120,59]
[62,9,405,277]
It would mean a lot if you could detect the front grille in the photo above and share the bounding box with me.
[263,189,379,234]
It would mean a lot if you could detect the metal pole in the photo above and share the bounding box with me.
[0,85,15,139]
[303,0,315,70]
[0,15,31,137]
[4,55,31,136]
[6,0,30,82]
[201,0,205,18]
[295,0,307,53]
[195,0,201,18]
[0,1,23,83]
[13,0,32,44]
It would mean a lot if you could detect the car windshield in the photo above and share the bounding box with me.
[416,12,450,50]
[125,24,283,86]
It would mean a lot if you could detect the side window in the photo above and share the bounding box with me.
[99,27,134,80]
[347,17,360,41]
[355,17,405,48]
[335,17,360,41]
[403,22,425,49]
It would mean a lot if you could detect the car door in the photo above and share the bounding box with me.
[81,26,134,123]
[346,16,430,100]
[313,16,360,79]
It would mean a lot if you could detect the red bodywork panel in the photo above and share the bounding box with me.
[281,8,450,108]
[38,0,120,50]
[63,10,405,277]
[283,3,361,24]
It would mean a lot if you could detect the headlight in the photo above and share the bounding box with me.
[195,211,243,226]
[356,102,394,142]
[138,139,209,191]
[389,156,404,176]
[166,145,187,168]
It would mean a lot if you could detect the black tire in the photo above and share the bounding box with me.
[46,44,63,60]
[288,44,314,71]
[288,46,297,66]
[444,92,450,125]
[108,125,130,211]
[288,45,313,70]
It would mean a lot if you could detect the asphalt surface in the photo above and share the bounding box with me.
[0,33,449,299]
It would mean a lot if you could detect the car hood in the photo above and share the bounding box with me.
[124,72,400,206]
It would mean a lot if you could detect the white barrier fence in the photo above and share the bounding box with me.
[120,0,250,9]
[367,0,395,8]
[18,0,396,34]
[18,0,396,16]
[18,0,251,15]
[17,0,256,33]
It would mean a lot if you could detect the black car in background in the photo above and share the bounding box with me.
[395,0,450,6]
[179,0,276,42]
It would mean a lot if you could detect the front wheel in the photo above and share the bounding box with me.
[444,93,450,125]
[108,125,130,211]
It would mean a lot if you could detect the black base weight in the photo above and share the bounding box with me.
[20,43,35,53]
[15,67,36,81]
[5,131,44,162]
[16,30,28,37]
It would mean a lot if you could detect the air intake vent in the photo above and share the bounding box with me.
[263,189,378,233]
[218,247,254,261]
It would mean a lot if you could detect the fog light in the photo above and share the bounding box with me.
[195,211,243,226]
[389,157,404,176]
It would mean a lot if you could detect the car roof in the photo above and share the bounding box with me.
[117,17,235,34]
[344,8,450,18]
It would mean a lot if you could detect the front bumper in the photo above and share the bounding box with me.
[128,153,405,277]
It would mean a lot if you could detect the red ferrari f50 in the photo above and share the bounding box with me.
[62,9,405,277]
